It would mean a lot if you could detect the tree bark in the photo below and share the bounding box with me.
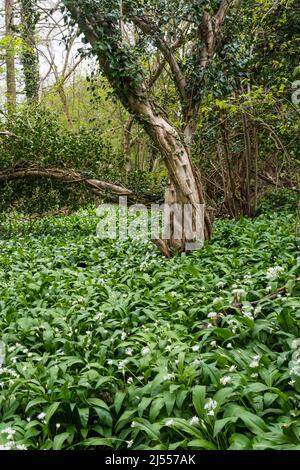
[5,0,17,115]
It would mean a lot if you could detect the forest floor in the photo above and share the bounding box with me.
[0,206,299,450]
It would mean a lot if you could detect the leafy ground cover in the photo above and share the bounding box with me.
[0,207,299,450]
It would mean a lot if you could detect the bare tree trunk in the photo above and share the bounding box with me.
[132,100,211,247]
[5,0,17,115]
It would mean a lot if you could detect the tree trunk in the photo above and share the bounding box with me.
[129,98,211,249]
[20,0,40,103]
[5,0,17,115]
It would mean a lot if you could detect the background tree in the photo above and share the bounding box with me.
[4,0,16,113]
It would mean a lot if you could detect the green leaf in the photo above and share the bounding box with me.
[187,439,216,450]
[149,397,164,422]
[45,402,60,424]
[25,398,48,413]
[229,433,252,450]
[86,398,110,411]
[138,397,152,418]
[224,405,267,435]
[53,432,70,450]
[213,417,238,437]
[82,438,115,448]
[114,391,126,415]
[192,385,206,416]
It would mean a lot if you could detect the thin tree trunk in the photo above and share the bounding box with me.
[242,114,252,217]
[5,0,17,115]
[20,0,40,103]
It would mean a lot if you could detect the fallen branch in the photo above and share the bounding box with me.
[0,131,18,138]
[0,163,133,196]
[203,277,300,328]
[231,276,300,310]
[253,170,300,192]
[14,207,70,223]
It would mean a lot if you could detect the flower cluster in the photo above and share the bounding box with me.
[266,265,284,280]
[204,399,218,416]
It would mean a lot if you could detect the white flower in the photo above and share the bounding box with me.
[290,365,300,377]
[229,365,237,372]
[121,332,127,341]
[125,348,133,356]
[226,343,233,349]
[210,341,217,347]
[249,355,260,368]
[232,289,246,301]
[141,346,151,356]
[190,416,200,425]
[266,266,284,280]
[16,444,27,450]
[126,439,133,448]
[288,380,295,386]
[162,373,175,381]
[208,312,217,319]
[220,376,231,386]
[37,412,46,420]
[166,419,174,427]
[243,310,254,320]
[251,373,258,378]
[1,427,16,439]
[291,340,300,350]
[192,345,200,352]
[254,306,262,316]
[118,360,127,370]
[193,359,202,366]
[217,281,225,288]
[130,421,136,428]
[204,399,218,416]
[127,377,133,384]
[0,443,13,450]
[56,423,61,429]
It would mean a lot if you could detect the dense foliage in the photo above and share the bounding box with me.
[0,205,299,450]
